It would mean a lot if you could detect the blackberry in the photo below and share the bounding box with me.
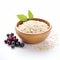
[8,35,13,40]
[4,33,25,49]
[15,39,18,42]
[7,40,11,45]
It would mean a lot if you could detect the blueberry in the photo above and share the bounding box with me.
[11,33,14,36]
[15,42,20,47]
[4,40,7,44]
[20,43,24,47]
[11,44,15,48]
[11,41,15,45]
[4,33,25,49]
[7,34,9,37]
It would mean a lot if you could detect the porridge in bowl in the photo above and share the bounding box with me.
[15,18,52,44]
[18,20,49,34]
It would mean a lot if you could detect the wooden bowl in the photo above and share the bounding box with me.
[15,18,52,44]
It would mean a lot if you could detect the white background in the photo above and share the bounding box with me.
[0,0,60,60]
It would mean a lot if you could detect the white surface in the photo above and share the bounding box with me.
[0,0,60,60]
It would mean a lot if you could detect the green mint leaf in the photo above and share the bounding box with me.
[28,10,33,19]
[17,14,27,22]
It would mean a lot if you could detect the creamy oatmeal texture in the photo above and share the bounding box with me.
[18,20,49,34]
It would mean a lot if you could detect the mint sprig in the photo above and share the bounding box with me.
[17,10,34,22]
[28,10,33,19]
[17,14,27,22]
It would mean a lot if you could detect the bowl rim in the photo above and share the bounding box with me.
[15,18,52,35]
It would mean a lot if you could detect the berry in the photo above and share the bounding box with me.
[13,37,16,41]
[13,36,16,38]
[15,42,20,47]
[7,34,9,37]
[4,33,25,49]
[11,41,15,45]
[11,44,15,48]
[15,39,18,42]
[11,33,14,36]
[7,40,11,45]
[20,43,24,47]
[8,35,13,40]
[4,40,7,44]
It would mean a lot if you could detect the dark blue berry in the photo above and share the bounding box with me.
[11,41,15,45]
[4,40,7,44]
[11,44,15,48]
[15,42,20,47]
[20,43,24,47]
[4,33,25,49]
